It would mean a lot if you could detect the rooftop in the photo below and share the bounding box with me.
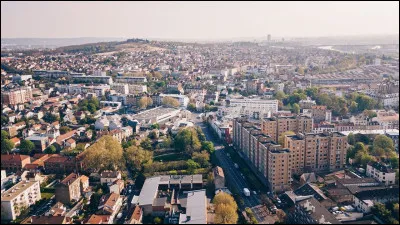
[179,190,207,224]
[297,197,340,224]
[132,106,179,121]
[138,176,160,206]
[368,161,395,173]
[1,180,39,201]
[60,173,79,186]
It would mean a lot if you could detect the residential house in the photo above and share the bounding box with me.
[55,173,81,204]
[100,171,122,185]
[1,154,31,172]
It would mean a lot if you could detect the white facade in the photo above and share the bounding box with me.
[1,181,41,220]
[229,98,278,114]
[111,83,129,95]
[366,163,396,186]
[81,85,110,97]
[115,77,147,84]
[354,197,374,213]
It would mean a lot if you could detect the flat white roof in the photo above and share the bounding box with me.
[340,129,399,136]
[179,190,207,224]
[138,177,160,206]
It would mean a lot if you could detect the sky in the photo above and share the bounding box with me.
[1,1,399,40]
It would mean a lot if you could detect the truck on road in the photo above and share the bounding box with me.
[234,163,239,169]
[243,188,250,197]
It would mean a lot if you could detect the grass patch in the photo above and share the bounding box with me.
[41,192,54,199]
[153,153,190,162]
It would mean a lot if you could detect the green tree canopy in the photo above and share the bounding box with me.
[213,192,239,224]
[192,150,210,167]
[140,138,152,150]
[187,159,200,174]
[138,97,153,109]
[44,145,57,154]
[174,128,201,154]
[292,103,300,114]
[1,139,14,154]
[124,145,153,171]
[162,96,180,108]
[81,135,124,172]
[348,133,355,145]
[19,140,35,155]
[59,126,72,135]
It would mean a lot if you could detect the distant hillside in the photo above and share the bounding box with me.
[55,41,123,54]
[1,37,126,50]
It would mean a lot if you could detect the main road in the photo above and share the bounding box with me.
[196,120,264,222]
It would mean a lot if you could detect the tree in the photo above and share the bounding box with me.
[292,103,300,114]
[389,156,399,169]
[364,110,377,118]
[297,67,304,75]
[138,97,153,109]
[214,204,238,224]
[148,131,158,139]
[372,203,392,223]
[124,145,153,171]
[150,123,160,129]
[154,217,163,224]
[356,95,376,112]
[1,130,14,153]
[43,113,59,123]
[82,135,124,172]
[174,128,201,154]
[1,139,14,154]
[202,141,215,154]
[354,151,375,167]
[187,103,196,112]
[1,115,8,125]
[213,192,238,210]
[162,96,180,108]
[1,130,8,142]
[305,87,318,99]
[348,133,355,145]
[59,126,72,135]
[354,142,366,153]
[213,192,238,224]
[140,138,152,150]
[192,151,210,167]
[87,103,97,113]
[373,135,395,158]
[19,140,35,155]
[187,159,200,174]
[278,131,296,145]
[355,133,370,145]
[44,145,57,154]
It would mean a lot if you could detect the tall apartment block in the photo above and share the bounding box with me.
[1,181,41,220]
[233,117,347,192]
[284,132,347,174]
[1,87,33,106]
[233,117,292,192]
[261,115,313,142]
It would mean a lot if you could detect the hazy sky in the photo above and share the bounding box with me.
[1,1,399,40]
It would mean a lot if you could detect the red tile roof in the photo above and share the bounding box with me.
[1,154,30,163]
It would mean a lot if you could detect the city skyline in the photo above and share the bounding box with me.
[1,1,399,40]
